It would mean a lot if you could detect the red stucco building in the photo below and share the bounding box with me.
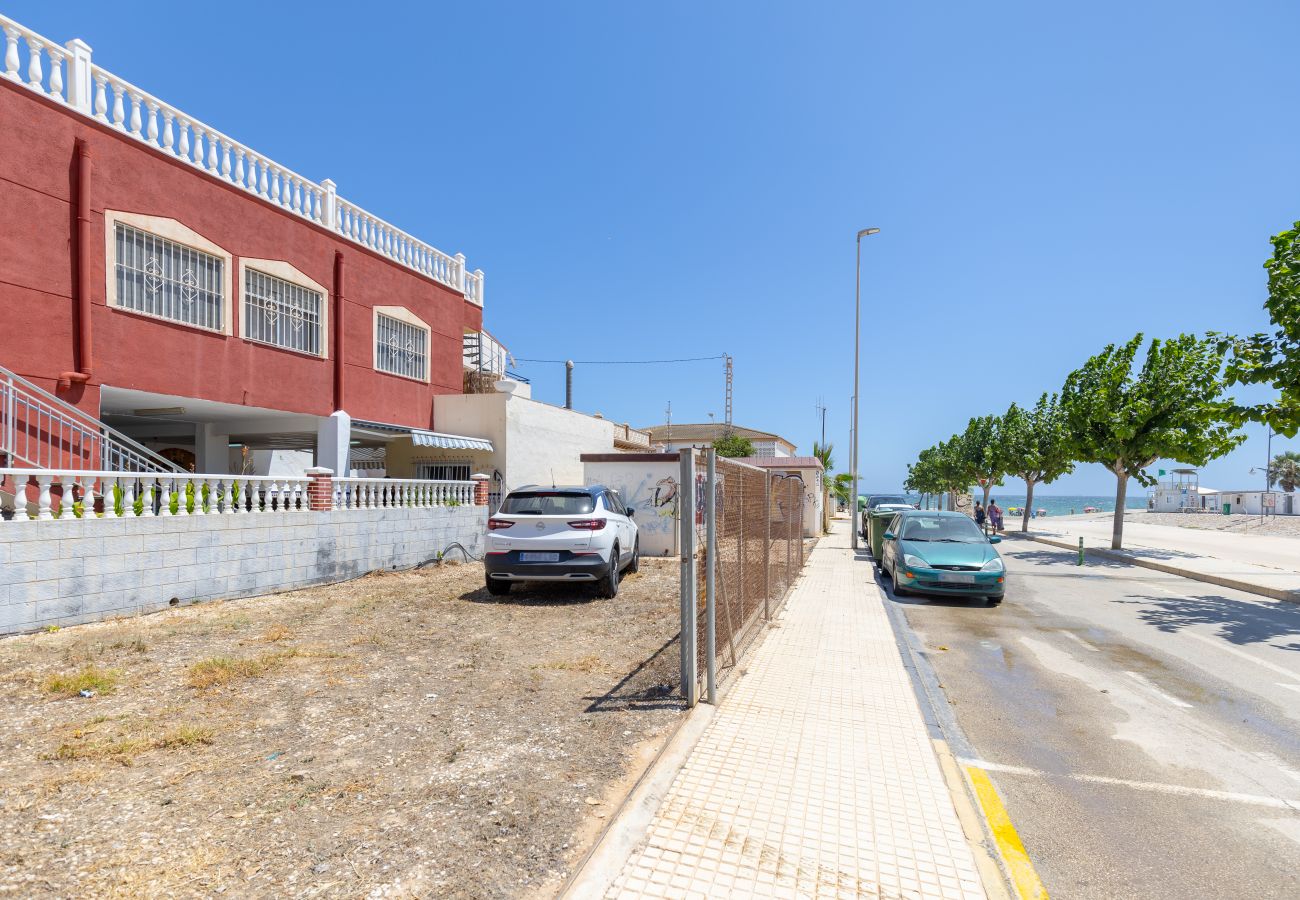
[0,16,494,478]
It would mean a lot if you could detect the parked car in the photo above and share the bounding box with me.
[484,485,639,598]
[860,494,914,537]
[879,509,1005,605]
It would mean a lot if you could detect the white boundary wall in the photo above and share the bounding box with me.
[0,506,484,634]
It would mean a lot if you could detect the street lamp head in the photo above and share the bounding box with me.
[857,227,880,238]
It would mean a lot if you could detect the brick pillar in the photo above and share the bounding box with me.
[305,467,334,511]
[471,473,490,507]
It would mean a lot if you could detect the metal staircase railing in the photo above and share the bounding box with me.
[0,365,182,473]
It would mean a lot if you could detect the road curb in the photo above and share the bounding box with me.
[1019,533,1300,605]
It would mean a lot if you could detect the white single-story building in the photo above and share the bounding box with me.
[641,423,797,459]
[733,455,824,537]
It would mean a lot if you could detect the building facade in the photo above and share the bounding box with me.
[0,15,489,480]
[641,424,797,458]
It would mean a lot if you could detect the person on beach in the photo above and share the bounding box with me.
[989,499,1004,533]
[974,502,986,530]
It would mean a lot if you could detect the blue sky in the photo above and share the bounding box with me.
[14,1,1297,495]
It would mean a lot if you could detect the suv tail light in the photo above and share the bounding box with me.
[488,518,514,530]
[567,519,607,530]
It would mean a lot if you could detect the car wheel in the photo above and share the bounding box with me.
[890,567,908,596]
[486,576,511,596]
[628,538,640,574]
[988,597,1003,607]
[598,545,621,599]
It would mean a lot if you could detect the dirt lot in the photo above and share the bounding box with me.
[0,559,684,898]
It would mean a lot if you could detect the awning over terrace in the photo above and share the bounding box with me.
[350,420,493,452]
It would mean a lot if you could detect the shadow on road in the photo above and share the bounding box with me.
[1116,593,1300,650]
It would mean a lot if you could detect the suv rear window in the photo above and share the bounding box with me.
[500,491,596,515]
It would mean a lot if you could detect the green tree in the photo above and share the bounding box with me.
[1269,450,1300,492]
[1000,393,1075,532]
[1219,221,1300,436]
[712,433,755,458]
[957,414,1006,508]
[1060,334,1243,549]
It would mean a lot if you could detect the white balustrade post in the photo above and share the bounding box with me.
[454,253,467,294]
[3,27,20,82]
[110,81,125,130]
[223,478,237,515]
[190,476,205,516]
[122,476,137,518]
[25,37,44,92]
[159,476,174,516]
[104,476,120,518]
[64,39,93,112]
[177,117,191,162]
[162,109,175,153]
[139,477,155,517]
[127,91,142,136]
[146,100,160,146]
[205,130,219,173]
[35,475,54,521]
[48,51,63,103]
[80,479,96,520]
[57,474,75,519]
[473,269,485,305]
[92,72,107,120]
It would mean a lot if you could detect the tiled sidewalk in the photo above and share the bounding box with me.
[605,521,986,899]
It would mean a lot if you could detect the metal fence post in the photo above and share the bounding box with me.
[763,474,771,620]
[678,449,698,706]
[705,449,717,705]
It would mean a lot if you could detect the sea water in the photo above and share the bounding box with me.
[895,494,1146,516]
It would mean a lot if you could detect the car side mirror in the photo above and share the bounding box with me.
[883,531,895,541]
[626,508,635,518]
[988,535,1001,544]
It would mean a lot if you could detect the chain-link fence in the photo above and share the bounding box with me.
[678,450,807,705]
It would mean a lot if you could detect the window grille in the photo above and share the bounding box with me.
[417,462,471,481]
[376,313,428,380]
[115,223,224,331]
[243,269,323,355]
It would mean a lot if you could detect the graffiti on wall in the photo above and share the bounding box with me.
[620,473,679,537]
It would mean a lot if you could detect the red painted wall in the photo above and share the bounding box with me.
[0,80,482,429]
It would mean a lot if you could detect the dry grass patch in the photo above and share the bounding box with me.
[260,623,293,643]
[535,654,608,674]
[187,649,298,690]
[45,723,215,765]
[42,665,121,698]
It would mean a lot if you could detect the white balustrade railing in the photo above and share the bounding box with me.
[332,477,475,510]
[0,469,478,522]
[0,13,483,307]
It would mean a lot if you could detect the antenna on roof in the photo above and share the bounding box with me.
[550,468,556,488]
[724,354,734,435]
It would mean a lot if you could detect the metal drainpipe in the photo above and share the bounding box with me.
[58,140,94,390]
[333,251,345,411]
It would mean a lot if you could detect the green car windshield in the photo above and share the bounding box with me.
[900,516,986,543]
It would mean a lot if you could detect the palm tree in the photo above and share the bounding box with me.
[812,442,841,530]
[1269,451,1300,492]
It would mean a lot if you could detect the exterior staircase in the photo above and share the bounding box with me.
[0,364,182,474]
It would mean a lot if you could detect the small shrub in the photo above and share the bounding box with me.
[42,666,121,697]
[261,624,293,643]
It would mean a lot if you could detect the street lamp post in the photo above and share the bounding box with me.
[851,226,880,551]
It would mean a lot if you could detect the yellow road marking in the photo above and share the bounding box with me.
[966,765,1049,899]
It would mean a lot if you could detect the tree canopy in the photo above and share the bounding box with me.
[1060,333,1242,548]
[1000,393,1074,531]
[1220,221,1300,436]
[712,433,755,458]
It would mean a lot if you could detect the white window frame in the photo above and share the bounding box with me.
[237,258,329,358]
[104,211,232,335]
[373,306,431,383]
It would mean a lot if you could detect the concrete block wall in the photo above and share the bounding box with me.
[0,507,485,634]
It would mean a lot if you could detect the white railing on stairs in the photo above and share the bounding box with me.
[0,469,478,522]
[0,12,484,307]
[0,365,181,473]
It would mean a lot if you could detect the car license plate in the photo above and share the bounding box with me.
[520,552,559,562]
[938,572,975,584]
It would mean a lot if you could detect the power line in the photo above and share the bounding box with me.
[512,354,726,366]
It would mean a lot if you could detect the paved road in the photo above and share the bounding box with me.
[888,539,1300,899]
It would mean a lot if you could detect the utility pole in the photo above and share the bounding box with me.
[723,354,734,435]
[665,401,672,446]
[815,398,827,447]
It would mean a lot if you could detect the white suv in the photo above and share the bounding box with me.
[484,485,640,597]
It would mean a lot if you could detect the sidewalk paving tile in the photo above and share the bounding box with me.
[606,521,986,899]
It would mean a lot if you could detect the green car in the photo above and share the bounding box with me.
[880,509,1005,606]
